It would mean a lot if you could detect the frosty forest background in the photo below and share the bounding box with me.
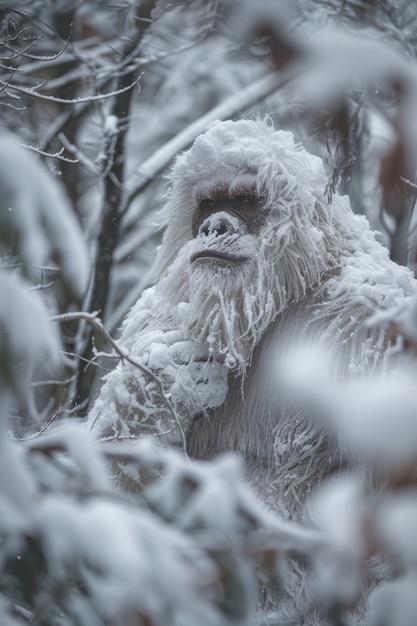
[3,1,417,625]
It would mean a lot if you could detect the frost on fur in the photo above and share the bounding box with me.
[88,118,417,624]
[89,117,416,505]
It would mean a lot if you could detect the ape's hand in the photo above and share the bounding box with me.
[145,338,229,411]
[185,358,229,409]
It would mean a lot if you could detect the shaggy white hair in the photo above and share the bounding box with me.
[88,118,416,624]
[90,116,415,487]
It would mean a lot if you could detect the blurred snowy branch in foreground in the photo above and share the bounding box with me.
[3,2,417,625]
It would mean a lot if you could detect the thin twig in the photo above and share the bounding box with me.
[23,143,79,163]
[1,39,39,60]
[0,77,140,104]
[31,375,76,388]
[49,311,187,449]
[58,350,109,370]
[400,175,417,191]
[19,400,73,439]
[58,133,99,173]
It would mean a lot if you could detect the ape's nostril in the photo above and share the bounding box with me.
[217,222,229,236]
[199,216,234,238]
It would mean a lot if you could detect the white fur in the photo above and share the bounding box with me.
[89,115,416,510]
[88,118,416,624]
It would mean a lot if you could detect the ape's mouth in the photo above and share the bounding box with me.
[190,250,247,264]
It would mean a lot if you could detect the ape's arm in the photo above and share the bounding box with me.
[87,289,229,449]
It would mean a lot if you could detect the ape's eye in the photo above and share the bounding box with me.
[235,195,256,206]
[199,198,216,211]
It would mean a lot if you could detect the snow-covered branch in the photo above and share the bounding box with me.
[0,76,141,104]
[49,310,185,446]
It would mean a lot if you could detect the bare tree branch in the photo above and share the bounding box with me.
[50,310,187,449]
[0,77,140,104]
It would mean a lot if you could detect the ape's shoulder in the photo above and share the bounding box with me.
[324,221,417,311]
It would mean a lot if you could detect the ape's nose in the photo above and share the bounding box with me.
[198,212,241,238]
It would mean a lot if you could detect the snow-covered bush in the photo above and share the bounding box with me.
[3,2,417,625]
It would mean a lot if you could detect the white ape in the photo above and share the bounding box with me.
[89,117,415,515]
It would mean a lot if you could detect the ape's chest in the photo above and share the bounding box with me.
[185,376,271,463]
[186,378,342,521]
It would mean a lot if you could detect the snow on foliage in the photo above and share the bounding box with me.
[0,427,223,625]
[0,272,61,393]
[0,132,87,297]
[34,497,220,626]
[368,575,417,626]
[0,419,328,626]
[331,368,417,471]
[4,3,417,626]
[283,348,417,474]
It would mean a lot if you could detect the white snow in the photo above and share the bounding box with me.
[36,496,219,626]
[377,491,417,569]
[0,271,61,380]
[0,131,88,296]
[333,368,417,470]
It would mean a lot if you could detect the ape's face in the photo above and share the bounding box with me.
[189,186,267,269]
